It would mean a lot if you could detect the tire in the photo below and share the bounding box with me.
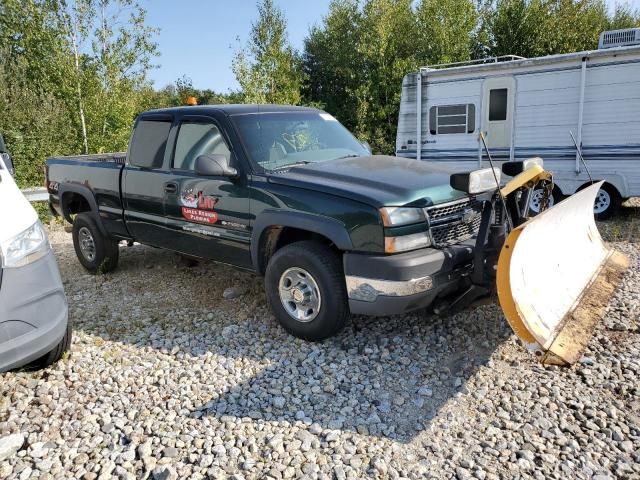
[28,322,72,370]
[265,241,349,341]
[593,183,621,221]
[72,213,119,273]
[529,185,563,215]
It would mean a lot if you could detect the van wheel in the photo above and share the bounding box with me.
[29,322,72,369]
[265,241,349,341]
[593,183,621,220]
[72,213,119,273]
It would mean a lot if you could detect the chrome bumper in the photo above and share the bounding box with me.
[345,275,433,303]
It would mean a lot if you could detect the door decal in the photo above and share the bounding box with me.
[180,189,219,224]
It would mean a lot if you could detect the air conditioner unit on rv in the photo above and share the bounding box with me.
[598,28,640,49]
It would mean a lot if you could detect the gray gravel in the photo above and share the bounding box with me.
[0,207,638,479]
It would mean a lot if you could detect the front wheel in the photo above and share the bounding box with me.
[265,241,349,341]
[29,322,72,370]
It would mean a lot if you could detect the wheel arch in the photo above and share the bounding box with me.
[59,184,108,236]
[251,211,353,274]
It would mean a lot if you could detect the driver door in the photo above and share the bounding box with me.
[163,114,252,268]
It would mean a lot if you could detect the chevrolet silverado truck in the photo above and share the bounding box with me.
[47,105,511,341]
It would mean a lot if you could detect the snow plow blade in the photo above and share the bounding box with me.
[497,182,629,366]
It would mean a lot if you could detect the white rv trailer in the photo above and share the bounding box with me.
[396,28,640,217]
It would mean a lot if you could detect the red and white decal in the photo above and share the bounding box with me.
[181,207,218,225]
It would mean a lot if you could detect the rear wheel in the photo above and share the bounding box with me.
[529,185,562,214]
[593,183,621,220]
[72,213,119,273]
[265,241,349,341]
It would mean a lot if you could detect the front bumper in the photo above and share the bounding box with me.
[0,249,69,372]
[344,239,474,316]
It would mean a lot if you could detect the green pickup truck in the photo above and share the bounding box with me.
[47,105,507,341]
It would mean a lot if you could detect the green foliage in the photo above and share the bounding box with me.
[1,0,639,191]
[233,0,303,105]
[301,0,638,154]
[302,0,478,154]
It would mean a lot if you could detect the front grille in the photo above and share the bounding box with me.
[427,197,483,247]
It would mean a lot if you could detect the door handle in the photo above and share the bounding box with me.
[164,182,178,194]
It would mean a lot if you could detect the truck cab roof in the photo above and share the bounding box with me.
[142,104,320,117]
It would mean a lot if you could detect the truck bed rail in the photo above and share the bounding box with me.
[50,152,127,165]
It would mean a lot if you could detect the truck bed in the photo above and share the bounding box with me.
[46,152,128,237]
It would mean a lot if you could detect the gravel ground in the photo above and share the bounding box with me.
[1,201,639,480]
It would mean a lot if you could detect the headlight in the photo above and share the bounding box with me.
[450,167,501,194]
[379,207,426,227]
[0,221,49,268]
[502,157,544,177]
[385,231,431,253]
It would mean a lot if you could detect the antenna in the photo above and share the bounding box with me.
[569,130,593,184]
[479,132,512,231]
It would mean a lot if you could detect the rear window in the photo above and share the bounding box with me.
[129,119,172,168]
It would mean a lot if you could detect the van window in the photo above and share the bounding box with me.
[489,89,508,121]
[129,119,172,168]
[173,121,230,171]
[429,104,475,135]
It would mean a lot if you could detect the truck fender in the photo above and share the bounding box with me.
[251,210,353,272]
[58,183,108,236]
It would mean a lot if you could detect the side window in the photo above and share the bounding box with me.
[129,119,172,168]
[173,121,231,171]
[429,104,475,135]
[489,89,508,121]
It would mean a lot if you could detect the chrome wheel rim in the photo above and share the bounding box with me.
[278,267,322,322]
[529,188,555,214]
[594,189,611,214]
[78,227,96,262]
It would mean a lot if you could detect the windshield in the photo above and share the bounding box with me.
[232,111,368,171]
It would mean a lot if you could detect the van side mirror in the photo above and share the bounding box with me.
[195,154,238,178]
[0,134,6,154]
[361,141,372,154]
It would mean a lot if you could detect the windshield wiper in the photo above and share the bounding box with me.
[270,160,313,171]
[333,154,361,160]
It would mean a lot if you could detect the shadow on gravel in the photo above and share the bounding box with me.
[192,309,507,443]
[66,238,510,444]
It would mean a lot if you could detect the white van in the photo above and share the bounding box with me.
[0,137,70,371]
[396,28,640,218]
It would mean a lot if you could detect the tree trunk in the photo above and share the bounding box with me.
[71,30,88,154]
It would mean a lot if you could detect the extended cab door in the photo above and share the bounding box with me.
[122,114,176,247]
[162,114,252,268]
[122,114,173,247]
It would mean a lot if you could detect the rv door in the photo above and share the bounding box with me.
[481,77,516,162]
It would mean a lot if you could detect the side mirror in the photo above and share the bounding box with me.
[361,141,372,154]
[0,134,6,154]
[195,154,238,178]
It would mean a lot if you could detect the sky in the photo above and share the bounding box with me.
[143,0,640,93]
[143,0,332,93]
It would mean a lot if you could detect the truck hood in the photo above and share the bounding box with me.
[267,155,468,207]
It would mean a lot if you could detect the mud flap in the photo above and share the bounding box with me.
[496,182,629,366]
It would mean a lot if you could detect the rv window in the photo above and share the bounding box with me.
[429,104,475,135]
[489,89,508,121]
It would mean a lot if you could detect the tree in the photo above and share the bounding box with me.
[233,0,303,104]
[59,0,159,153]
[302,0,364,131]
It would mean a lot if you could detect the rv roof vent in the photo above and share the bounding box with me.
[598,28,640,49]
